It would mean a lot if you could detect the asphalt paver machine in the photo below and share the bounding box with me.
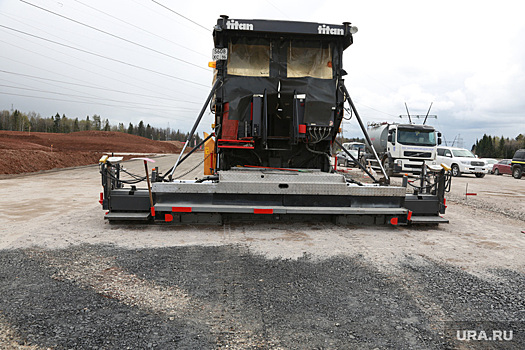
[100,16,450,225]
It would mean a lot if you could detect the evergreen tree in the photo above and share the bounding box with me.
[12,110,21,131]
[497,136,505,158]
[127,122,134,134]
[53,113,61,133]
[138,120,145,137]
[146,124,152,139]
[488,135,495,156]
[73,118,80,132]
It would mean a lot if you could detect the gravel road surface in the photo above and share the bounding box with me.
[1,155,524,349]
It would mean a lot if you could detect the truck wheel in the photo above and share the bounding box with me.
[494,168,500,175]
[475,173,485,178]
[513,166,523,179]
[383,157,394,177]
[451,164,461,177]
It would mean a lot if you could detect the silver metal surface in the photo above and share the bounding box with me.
[154,203,407,215]
[219,169,345,184]
[155,169,405,196]
[409,216,449,224]
[104,212,151,221]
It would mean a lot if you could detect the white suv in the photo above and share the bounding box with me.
[436,146,488,178]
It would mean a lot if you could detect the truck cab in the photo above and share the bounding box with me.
[366,123,440,175]
[388,124,439,173]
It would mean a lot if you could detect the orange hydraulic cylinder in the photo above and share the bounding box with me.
[203,132,216,175]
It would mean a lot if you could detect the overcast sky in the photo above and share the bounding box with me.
[1,0,524,149]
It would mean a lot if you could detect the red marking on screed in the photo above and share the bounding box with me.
[407,211,413,221]
[390,217,399,225]
[150,207,155,217]
[466,193,477,196]
[165,213,173,222]
[444,198,447,208]
[217,145,255,149]
[99,192,103,205]
[254,208,273,214]
[172,207,192,213]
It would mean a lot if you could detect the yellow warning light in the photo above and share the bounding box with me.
[208,61,216,68]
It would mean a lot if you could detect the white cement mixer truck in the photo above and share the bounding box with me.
[360,123,441,176]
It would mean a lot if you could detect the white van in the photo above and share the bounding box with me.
[436,146,488,177]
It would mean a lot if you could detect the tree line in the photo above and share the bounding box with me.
[3,109,521,158]
[0,109,202,144]
[472,134,525,158]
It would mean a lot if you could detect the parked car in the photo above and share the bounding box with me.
[492,159,512,175]
[336,151,350,166]
[336,142,365,167]
[482,158,498,173]
[511,149,525,179]
[436,146,487,177]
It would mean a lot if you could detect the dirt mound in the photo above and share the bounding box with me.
[0,150,104,174]
[0,131,184,175]
[0,131,183,153]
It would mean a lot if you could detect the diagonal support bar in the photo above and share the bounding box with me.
[341,84,389,183]
[334,139,377,182]
[168,78,222,180]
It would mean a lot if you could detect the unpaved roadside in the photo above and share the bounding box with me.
[2,157,524,274]
[443,173,525,222]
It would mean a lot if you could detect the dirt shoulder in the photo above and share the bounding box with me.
[0,131,183,174]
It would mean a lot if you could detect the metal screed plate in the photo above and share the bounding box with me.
[153,170,404,197]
